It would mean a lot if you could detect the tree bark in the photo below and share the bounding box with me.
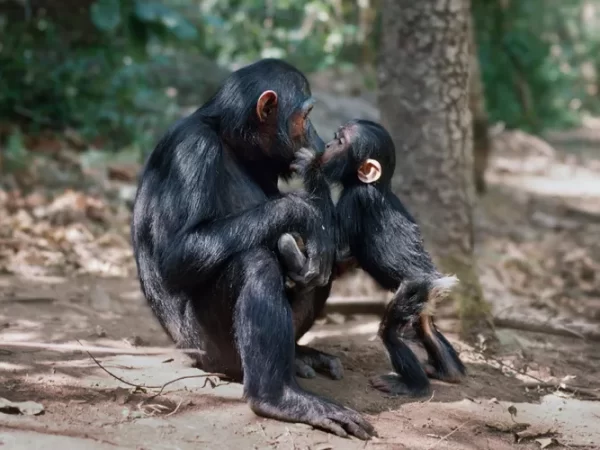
[468,12,492,194]
[377,0,496,343]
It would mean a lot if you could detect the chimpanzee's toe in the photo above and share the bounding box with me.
[295,359,317,379]
[295,345,344,380]
[370,374,430,397]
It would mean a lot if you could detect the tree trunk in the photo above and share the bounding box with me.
[377,0,496,344]
[468,13,492,195]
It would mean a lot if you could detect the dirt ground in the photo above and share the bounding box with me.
[2,123,600,448]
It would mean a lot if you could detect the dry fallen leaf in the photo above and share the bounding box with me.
[535,437,558,449]
[485,421,529,433]
[515,425,556,442]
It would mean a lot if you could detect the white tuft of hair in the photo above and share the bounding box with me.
[423,275,459,315]
[431,275,459,292]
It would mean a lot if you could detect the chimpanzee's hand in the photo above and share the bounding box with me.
[301,208,336,288]
[290,147,319,179]
[291,147,331,199]
[287,150,335,289]
[281,227,335,290]
[279,195,334,290]
[250,385,376,440]
[277,233,307,284]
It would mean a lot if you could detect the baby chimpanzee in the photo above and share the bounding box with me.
[279,119,466,396]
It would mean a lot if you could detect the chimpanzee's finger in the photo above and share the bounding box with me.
[296,147,316,159]
[314,246,334,286]
[278,234,306,274]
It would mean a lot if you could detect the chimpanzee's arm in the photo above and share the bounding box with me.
[155,135,333,288]
[286,148,337,285]
[291,148,333,210]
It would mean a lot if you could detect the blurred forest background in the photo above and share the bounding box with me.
[2,0,600,155]
[2,0,600,334]
[2,0,600,324]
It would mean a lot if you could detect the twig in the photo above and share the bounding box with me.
[85,347,145,389]
[257,424,268,438]
[77,340,226,397]
[494,317,600,342]
[165,399,184,417]
[146,374,229,400]
[474,349,600,399]
[426,420,471,449]
[423,390,436,404]
[475,350,547,385]
[522,381,600,400]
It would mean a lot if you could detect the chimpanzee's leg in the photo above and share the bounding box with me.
[278,233,344,380]
[370,282,431,397]
[370,327,431,397]
[414,315,466,383]
[290,285,344,380]
[233,248,374,439]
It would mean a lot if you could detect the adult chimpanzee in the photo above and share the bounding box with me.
[283,119,466,397]
[131,59,375,439]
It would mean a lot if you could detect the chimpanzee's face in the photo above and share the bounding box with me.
[288,98,325,155]
[321,123,382,186]
[255,90,324,163]
[320,124,355,181]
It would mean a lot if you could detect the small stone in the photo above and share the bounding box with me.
[95,325,107,338]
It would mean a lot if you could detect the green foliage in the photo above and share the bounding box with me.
[189,0,380,72]
[91,0,122,32]
[0,0,196,151]
[0,0,378,151]
[3,0,599,151]
[474,0,600,132]
[4,129,30,173]
[0,0,380,151]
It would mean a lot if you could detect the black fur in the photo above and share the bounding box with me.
[318,119,466,396]
[131,60,375,439]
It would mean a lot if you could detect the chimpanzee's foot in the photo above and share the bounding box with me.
[423,362,465,384]
[295,345,344,380]
[369,374,431,397]
[415,315,467,384]
[249,386,376,440]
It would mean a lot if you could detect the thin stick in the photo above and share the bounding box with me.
[494,317,600,342]
[522,381,600,399]
[475,351,547,385]
[423,390,436,404]
[426,420,471,449]
[165,399,184,417]
[474,349,600,399]
[85,347,147,389]
[78,340,226,395]
[146,374,229,400]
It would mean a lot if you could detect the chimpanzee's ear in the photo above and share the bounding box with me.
[357,159,382,184]
[256,90,278,122]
